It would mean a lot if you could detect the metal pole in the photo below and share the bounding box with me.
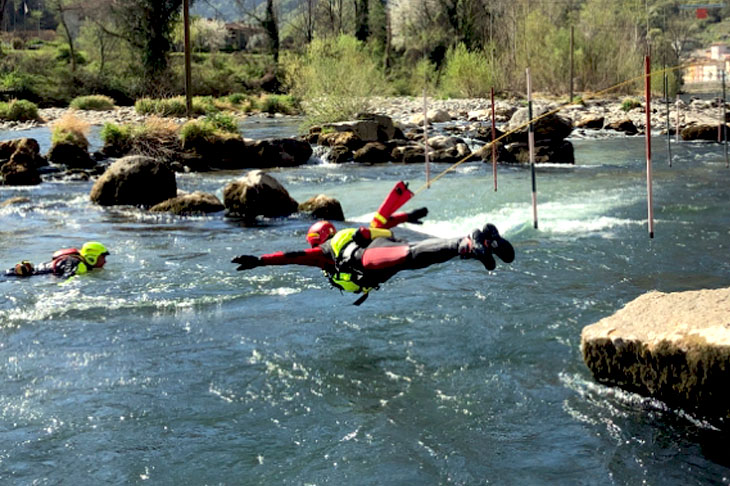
[423,87,430,187]
[491,86,497,192]
[183,0,193,118]
[665,72,672,167]
[722,69,730,168]
[527,67,538,230]
[676,94,680,143]
[645,55,654,239]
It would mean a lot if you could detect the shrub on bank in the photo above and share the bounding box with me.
[101,117,180,158]
[257,94,298,115]
[439,43,499,99]
[70,95,116,111]
[179,114,239,146]
[0,99,40,121]
[134,96,219,117]
[51,114,90,149]
[621,97,642,111]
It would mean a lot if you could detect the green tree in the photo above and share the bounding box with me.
[108,0,182,90]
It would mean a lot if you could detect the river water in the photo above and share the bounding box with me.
[1,119,729,485]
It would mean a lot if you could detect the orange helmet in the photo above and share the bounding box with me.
[306,221,336,247]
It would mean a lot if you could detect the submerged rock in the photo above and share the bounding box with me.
[581,287,730,424]
[298,194,345,221]
[150,191,224,215]
[48,141,95,169]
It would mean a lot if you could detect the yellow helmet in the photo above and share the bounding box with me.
[80,241,109,267]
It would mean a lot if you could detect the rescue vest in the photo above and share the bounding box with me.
[327,229,372,294]
[51,248,89,275]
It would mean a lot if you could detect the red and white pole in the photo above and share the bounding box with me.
[527,67,538,229]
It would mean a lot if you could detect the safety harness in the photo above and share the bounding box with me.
[323,229,376,305]
[51,248,89,275]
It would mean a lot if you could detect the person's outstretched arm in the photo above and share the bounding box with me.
[380,207,428,229]
[233,247,334,271]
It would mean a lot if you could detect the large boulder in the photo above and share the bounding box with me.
[182,135,250,171]
[353,142,391,163]
[323,114,398,143]
[298,194,345,221]
[1,157,41,185]
[48,141,95,169]
[223,170,298,220]
[90,155,177,207]
[0,138,46,168]
[605,119,638,135]
[504,141,574,164]
[581,288,730,424]
[247,138,313,168]
[149,191,224,215]
[681,124,721,142]
[504,107,573,144]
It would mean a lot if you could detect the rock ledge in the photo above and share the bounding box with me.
[581,287,730,423]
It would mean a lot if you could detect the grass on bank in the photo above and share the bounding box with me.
[70,95,116,111]
[0,99,40,121]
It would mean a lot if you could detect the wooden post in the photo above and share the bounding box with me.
[527,67,538,229]
[665,72,672,167]
[491,87,497,192]
[183,0,193,118]
[569,26,574,104]
[423,87,430,188]
[645,56,654,239]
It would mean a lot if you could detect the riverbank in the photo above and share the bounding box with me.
[1,95,725,136]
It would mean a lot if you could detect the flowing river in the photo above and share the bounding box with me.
[1,119,729,485]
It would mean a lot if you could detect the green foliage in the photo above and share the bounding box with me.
[205,112,239,133]
[70,95,116,110]
[0,99,40,121]
[621,97,642,111]
[439,43,499,98]
[281,34,388,125]
[179,119,217,145]
[100,122,132,147]
[227,93,249,105]
[258,94,298,114]
[56,45,87,66]
[134,96,217,117]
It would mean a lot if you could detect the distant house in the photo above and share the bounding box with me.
[225,22,266,51]
[684,42,730,84]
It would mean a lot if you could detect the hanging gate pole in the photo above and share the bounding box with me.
[722,70,730,168]
[423,88,430,188]
[665,72,672,167]
[645,56,654,239]
[491,87,497,192]
[527,67,538,229]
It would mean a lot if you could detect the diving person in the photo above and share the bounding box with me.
[232,216,514,304]
[4,241,110,279]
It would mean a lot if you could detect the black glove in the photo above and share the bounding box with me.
[407,207,428,224]
[232,255,262,271]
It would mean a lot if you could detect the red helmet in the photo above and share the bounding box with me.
[306,221,336,247]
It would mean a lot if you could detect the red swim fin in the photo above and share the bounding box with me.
[370,181,414,228]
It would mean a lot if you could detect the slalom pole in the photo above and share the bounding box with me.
[527,67,538,229]
[676,94,680,143]
[423,87,430,188]
[722,70,730,168]
[665,72,672,167]
[645,56,654,239]
[491,87,497,191]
